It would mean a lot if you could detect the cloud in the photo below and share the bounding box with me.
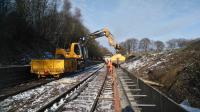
[150,10,200,37]
[71,0,200,50]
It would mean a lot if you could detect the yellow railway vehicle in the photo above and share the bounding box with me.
[31,43,86,78]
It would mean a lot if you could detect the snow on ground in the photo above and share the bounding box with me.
[122,52,172,72]
[0,78,74,112]
[180,100,200,112]
[0,65,102,112]
[121,56,151,71]
[147,59,168,70]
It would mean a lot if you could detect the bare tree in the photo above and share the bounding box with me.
[119,42,127,54]
[130,38,138,51]
[176,38,188,48]
[154,41,165,52]
[166,39,176,49]
[139,38,151,52]
[119,38,138,54]
[125,38,133,54]
[74,8,81,20]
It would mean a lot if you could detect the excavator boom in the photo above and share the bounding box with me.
[83,27,121,52]
[82,27,125,64]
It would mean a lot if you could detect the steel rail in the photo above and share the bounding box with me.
[0,79,53,101]
[36,65,104,112]
[89,72,108,112]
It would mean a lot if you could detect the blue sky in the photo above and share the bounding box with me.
[70,0,200,49]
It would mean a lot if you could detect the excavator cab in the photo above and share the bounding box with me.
[73,43,83,58]
[55,43,84,59]
[72,43,88,60]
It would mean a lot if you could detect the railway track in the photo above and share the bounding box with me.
[0,65,33,90]
[0,78,54,100]
[117,67,187,112]
[0,65,98,101]
[0,64,104,112]
[37,66,108,112]
[95,74,114,112]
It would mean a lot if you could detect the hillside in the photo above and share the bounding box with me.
[122,39,200,108]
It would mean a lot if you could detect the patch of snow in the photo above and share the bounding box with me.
[148,61,163,69]
[122,52,170,72]
[0,66,102,112]
[122,56,148,71]
[180,100,200,112]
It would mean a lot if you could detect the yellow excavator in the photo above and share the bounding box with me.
[31,27,125,77]
[83,27,125,64]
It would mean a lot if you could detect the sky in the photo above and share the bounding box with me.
[70,0,200,50]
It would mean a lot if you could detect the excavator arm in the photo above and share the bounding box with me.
[80,27,126,64]
[82,27,121,52]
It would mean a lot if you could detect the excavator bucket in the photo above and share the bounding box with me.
[111,54,126,64]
